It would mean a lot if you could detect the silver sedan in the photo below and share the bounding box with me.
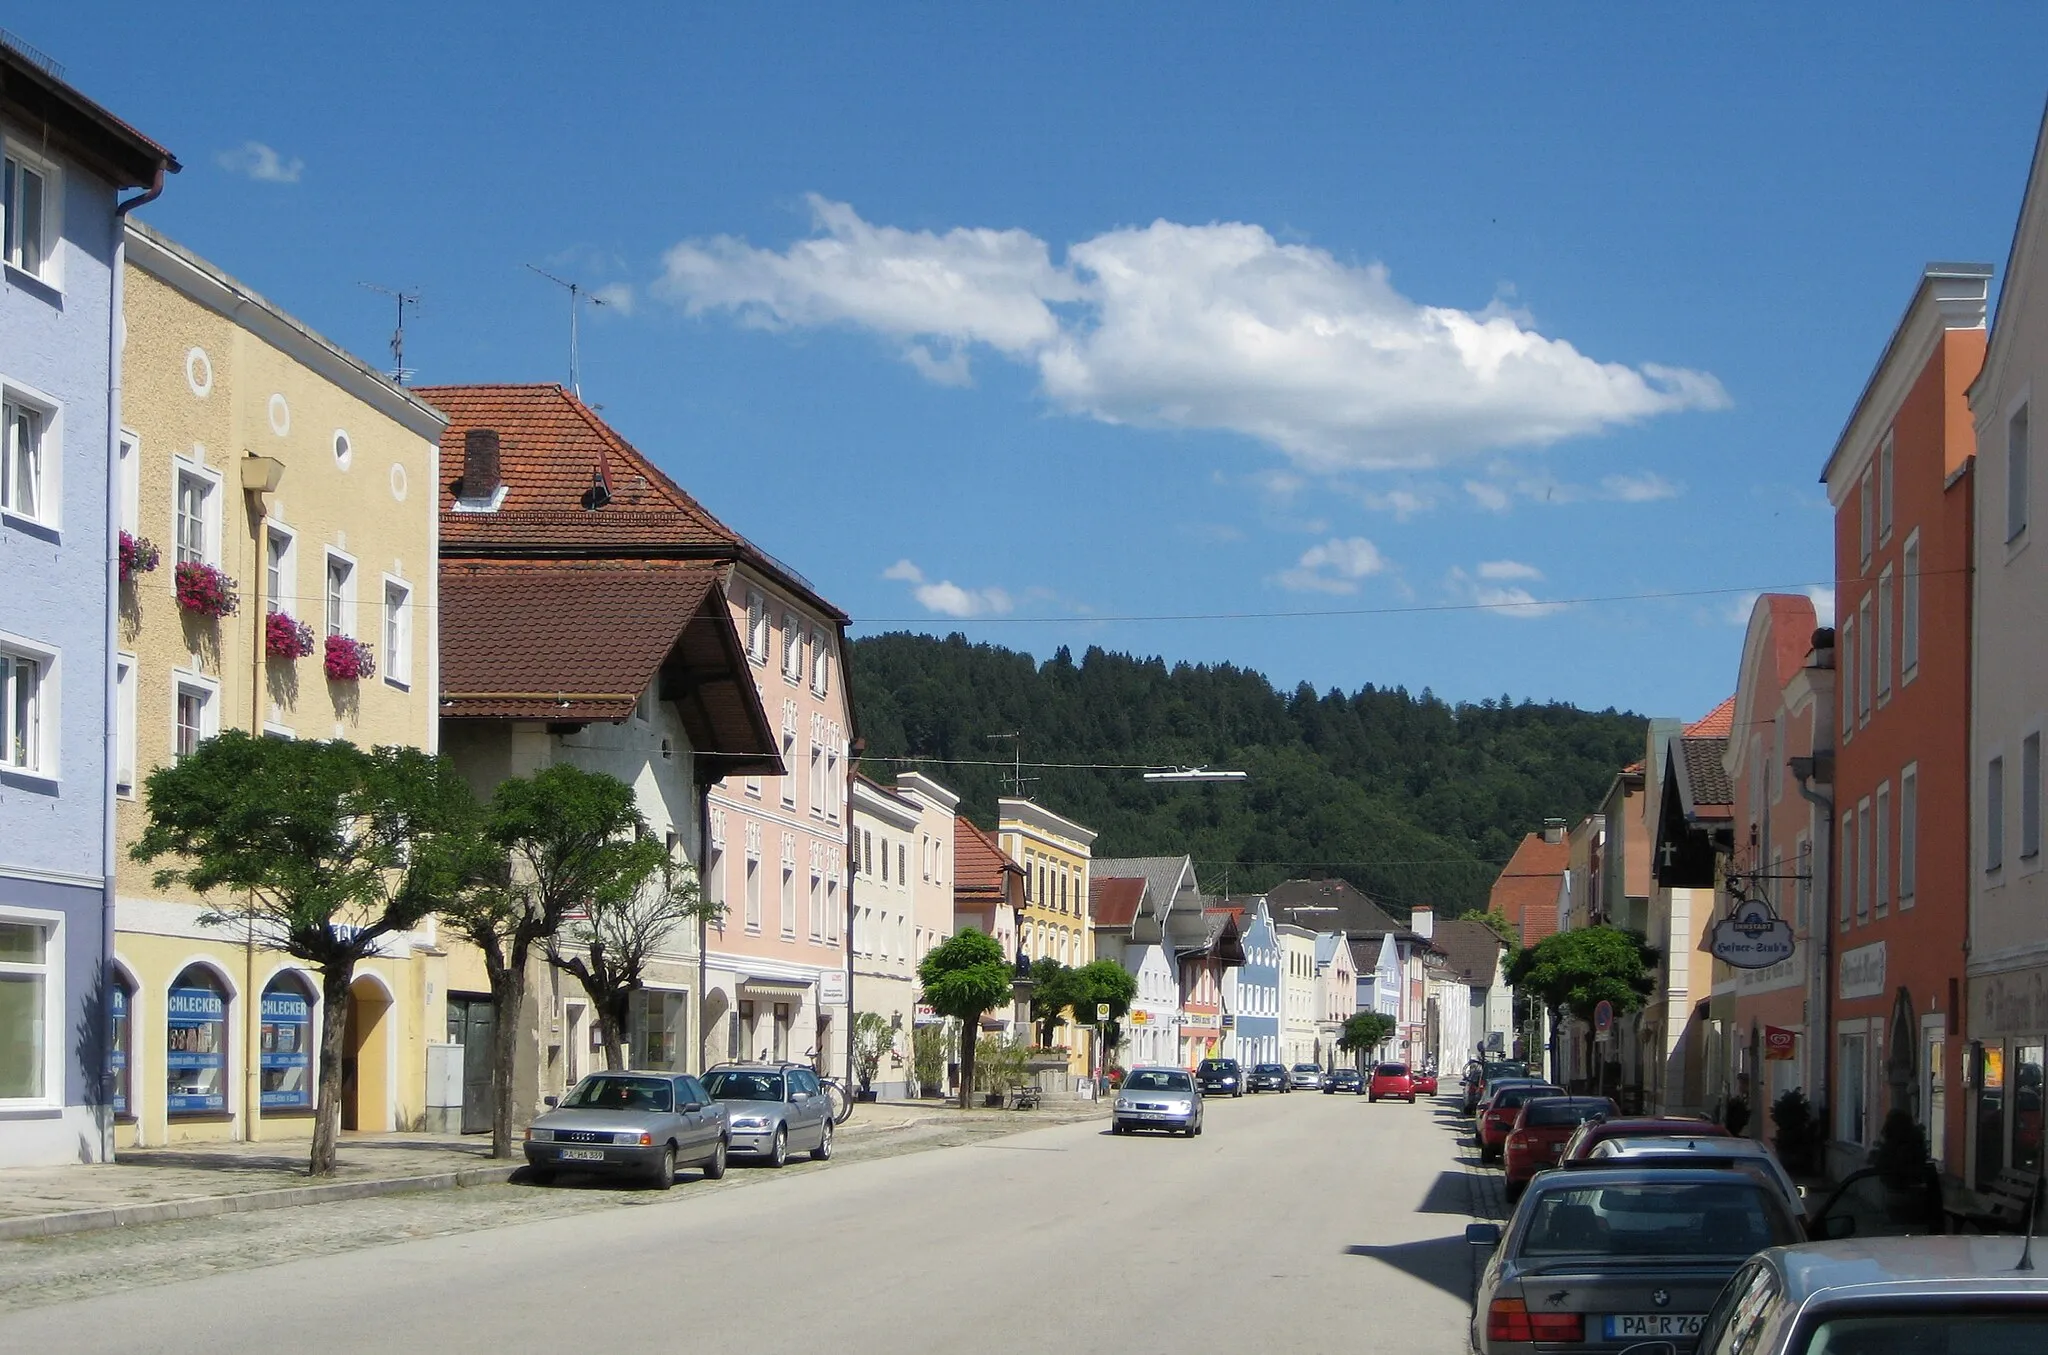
[523,1072,729,1188]
[1112,1066,1204,1136]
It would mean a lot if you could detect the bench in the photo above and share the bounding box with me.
[1957,1168,2043,1233]
[1007,1086,1042,1111]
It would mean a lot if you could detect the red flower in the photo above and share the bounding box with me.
[174,561,239,618]
[323,633,375,682]
[119,532,161,582]
[265,611,316,660]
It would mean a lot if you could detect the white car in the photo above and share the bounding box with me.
[1287,1063,1323,1090]
[1586,1134,1805,1218]
[1112,1066,1204,1137]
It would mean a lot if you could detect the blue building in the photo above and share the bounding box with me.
[1230,900,1281,1067]
[0,41,174,1166]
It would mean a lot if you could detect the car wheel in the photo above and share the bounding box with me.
[768,1126,788,1168]
[703,1137,728,1180]
[812,1121,833,1161]
[525,1167,555,1187]
[649,1144,676,1191]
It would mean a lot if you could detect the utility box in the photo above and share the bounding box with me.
[424,1043,465,1134]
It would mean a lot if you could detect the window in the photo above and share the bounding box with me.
[1876,570,1893,703]
[826,877,839,944]
[1837,1029,1868,1144]
[324,554,355,638]
[1859,470,1874,564]
[2011,403,2031,543]
[1857,595,1873,720]
[782,614,801,681]
[881,837,890,883]
[382,579,412,685]
[174,679,215,761]
[2026,734,2043,862]
[1878,433,1895,542]
[109,970,133,1117]
[811,630,830,696]
[780,728,796,810]
[899,843,907,884]
[706,843,725,918]
[808,742,822,814]
[0,649,43,773]
[809,859,823,941]
[780,867,796,939]
[1990,755,2007,873]
[265,527,294,615]
[1839,811,1854,927]
[825,740,841,823]
[3,150,52,281]
[1899,767,1917,907]
[167,966,229,1115]
[2,395,46,522]
[1839,617,1856,738]
[746,592,768,663]
[259,973,314,1111]
[1901,533,1920,679]
[115,655,136,796]
[118,431,139,535]
[744,856,761,931]
[1795,835,1813,927]
[0,916,54,1102]
[174,466,215,565]
[1875,783,1890,916]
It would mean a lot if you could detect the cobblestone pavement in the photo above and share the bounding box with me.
[0,1104,1103,1314]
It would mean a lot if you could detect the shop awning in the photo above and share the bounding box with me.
[739,977,813,999]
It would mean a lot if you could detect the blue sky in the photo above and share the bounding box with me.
[45,4,2048,720]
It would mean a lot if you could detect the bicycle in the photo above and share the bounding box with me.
[818,1074,854,1125]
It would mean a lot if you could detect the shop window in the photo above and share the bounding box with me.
[1978,1044,2008,1190]
[259,973,314,1112]
[0,918,52,1101]
[109,970,133,1118]
[632,989,682,1070]
[2016,1043,2045,1176]
[167,966,229,1115]
[1836,1030,1867,1145]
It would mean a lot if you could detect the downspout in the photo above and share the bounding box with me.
[845,738,864,1090]
[696,763,710,1076]
[102,172,164,1157]
[1793,760,1834,1127]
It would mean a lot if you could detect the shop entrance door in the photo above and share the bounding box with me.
[446,994,496,1135]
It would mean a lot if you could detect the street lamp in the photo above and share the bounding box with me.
[1141,767,1249,783]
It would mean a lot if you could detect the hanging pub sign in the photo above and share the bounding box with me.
[1709,898,1796,970]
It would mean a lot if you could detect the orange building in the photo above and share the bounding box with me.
[1819,263,1988,1182]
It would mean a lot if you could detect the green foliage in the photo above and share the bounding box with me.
[911,1023,947,1093]
[852,1012,893,1092]
[1339,1011,1397,1055]
[1871,1108,1931,1186]
[1770,1089,1821,1174]
[550,848,715,1069]
[852,634,1645,912]
[1028,957,1076,1044]
[973,1035,1029,1094]
[1506,926,1655,1020]
[918,929,1015,1022]
[1067,959,1138,1024]
[1473,910,1518,949]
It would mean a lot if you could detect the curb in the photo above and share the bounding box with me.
[0,1163,519,1242]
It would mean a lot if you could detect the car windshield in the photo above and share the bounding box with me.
[1485,1062,1530,1079]
[1494,1085,1564,1109]
[1519,1181,1797,1258]
[703,1070,785,1102]
[1800,1311,2048,1355]
[1255,1064,1286,1074]
[1126,1070,1192,1092]
[1376,1064,1408,1076]
[560,1075,672,1113]
[1199,1060,1234,1072]
[1527,1099,1612,1127]
[1293,1064,1320,1072]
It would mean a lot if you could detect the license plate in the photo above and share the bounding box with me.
[558,1148,606,1162]
[1605,1315,1703,1339]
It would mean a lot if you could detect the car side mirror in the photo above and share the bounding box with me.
[682,1102,704,1113]
[543,1095,558,1108]
[1465,1223,1502,1247]
[1816,1213,1856,1241]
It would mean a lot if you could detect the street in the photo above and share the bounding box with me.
[0,1092,1488,1354]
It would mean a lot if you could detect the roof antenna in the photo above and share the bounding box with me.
[359,283,419,384]
[2020,1178,2042,1271]
[524,264,609,398]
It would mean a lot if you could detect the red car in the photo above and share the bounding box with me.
[1411,1068,1439,1096]
[1476,1082,1564,1162]
[1558,1114,1726,1162]
[1502,1095,1616,1200]
[1367,1062,1416,1102]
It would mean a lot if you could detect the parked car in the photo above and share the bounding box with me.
[1369,1062,1417,1103]
[1289,1062,1324,1090]
[1503,1096,1617,1200]
[1195,1057,1244,1096]
[1412,1068,1439,1096]
[1323,1067,1363,1094]
[1585,1134,1805,1220]
[1112,1066,1204,1136]
[1477,1083,1565,1162]
[1693,1235,2048,1355]
[523,1071,729,1189]
[1247,1062,1290,1093]
[702,1063,834,1167]
[1464,1060,1534,1115]
[1559,1114,1727,1163]
[1466,1166,1806,1355]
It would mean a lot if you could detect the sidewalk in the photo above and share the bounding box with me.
[0,1099,1085,1241]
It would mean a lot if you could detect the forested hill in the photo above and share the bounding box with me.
[848,633,1647,917]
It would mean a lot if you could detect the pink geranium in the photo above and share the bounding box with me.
[174,561,238,618]
[323,633,375,682]
[265,611,316,660]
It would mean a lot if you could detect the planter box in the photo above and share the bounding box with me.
[983,1092,1005,1107]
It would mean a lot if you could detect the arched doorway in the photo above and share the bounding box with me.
[701,989,730,1069]
[342,975,393,1132]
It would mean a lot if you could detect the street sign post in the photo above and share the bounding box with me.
[1096,1003,1111,1022]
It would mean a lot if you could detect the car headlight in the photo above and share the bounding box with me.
[730,1116,769,1129]
[1222,1077,1236,1085]
[526,1128,552,1142]
[1115,1099,1134,1111]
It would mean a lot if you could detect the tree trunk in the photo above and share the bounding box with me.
[600,1013,627,1072]
[488,962,526,1160]
[957,1012,980,1111]
[310,961,355,1177]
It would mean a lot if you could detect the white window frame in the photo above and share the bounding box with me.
[381,574,413,688]
[1857,595,1873,722]
[118,429,140,536]
[1796,833,1813,927]
[1859,469,1874,565]
[0,904,63,1109]
[1875,781,1891,917]
[172,670,220,763]
[1901,531,1920,684]
[810,630,830,697]
[2025,731,2043,866]
[0,632,56,781]
[1876,567,1893,706]
[264,522,297,617]
[1840,616,1856,740]
[1899,764,1917,909]
[2,141,63,289]
[1878,432,1895,544]
[323,549,358,639]
[781,613,802,683]
[1839,810,1855,928]
[1989,753,2007,875]
[2010,400,2031,546]
[1,380,60,530]
[746,591,768,665]
[171,453,222,568]
[115,653,137,798]
[1836,1024,1870,1146]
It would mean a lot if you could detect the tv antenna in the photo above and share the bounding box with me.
[524,264,609,397]
[986,732,1037,798]
[359,283,419,384]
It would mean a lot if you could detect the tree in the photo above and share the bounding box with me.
[917,930,1013,1109]
[852,1012,893,1096]
[1472,909,1518,951]
[132,732,477,1176]
[1028,957,1077,1046]
[441,765,653,1159]
[1065,959,1138,1068]
[1506,926,1655,1083]
[545,846,717,1072]
[1338,1011,1398,1066]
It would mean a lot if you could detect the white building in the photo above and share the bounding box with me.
[850,777,922,1099]
[1090,872,1182,1069]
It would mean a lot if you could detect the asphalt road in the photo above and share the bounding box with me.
[0,1090,1487,1355]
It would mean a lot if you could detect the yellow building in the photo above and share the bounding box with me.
[998,797,1098,1073]
[110,222,448,1146]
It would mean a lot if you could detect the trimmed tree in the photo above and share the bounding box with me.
[1505,925,1656,1084]
[1028,957,1077,1046]
[1065,958,1138,1070]
[852,1011,893,1096]
[546,847,717,1072]
[1339,1011,1398,1067]
[917,930,1013,1109]
[131,731,479,1176]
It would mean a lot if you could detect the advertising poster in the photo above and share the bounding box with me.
[260,985,312,1109]
[166,984,227,1113]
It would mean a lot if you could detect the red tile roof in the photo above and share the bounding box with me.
[954,817,1022,899]
[1489,833,1569,947]
[1090,877,1145,930]
[1685,696,1737,738]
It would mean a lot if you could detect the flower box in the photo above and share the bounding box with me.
[265,611,316,660]
[174,561,239,618]
[118,532,161,583]
[324,633,375,682]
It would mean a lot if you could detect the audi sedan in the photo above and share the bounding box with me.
[1247,1062,1290,1093]
[523,1072,729,1189]
[1289,1062,1324,1090]
[1112,1066,1204,1136]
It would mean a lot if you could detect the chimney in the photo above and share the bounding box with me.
[462,428,501,503]
[1541,817,1566,845]
[1410,905,1434,940]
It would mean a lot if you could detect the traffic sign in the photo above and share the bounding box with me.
[1593,1000,1614,1035]
[1096,1003,1112,1022]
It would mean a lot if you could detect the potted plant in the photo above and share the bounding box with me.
[1870,1108,1938,1224]
[974,1036,1026,1107]
[1771,1088,1821,1176]
[265,611,316,661]
[852,1011,891,1102]
[323,633,375,681]
[174,561,239,618]
[912,1024,946,1099]
[118,531,161,583]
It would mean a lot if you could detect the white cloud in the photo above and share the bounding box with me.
[1805,584,1836,628]
[1601,471,1681,502]
[1449,564,1567,619]
[1475,585,1568,619]
[881,559,1015,617]
[1277,536,1389,594]
[215,141,303,184]
[1464,479,1512,512]
[1345,484,1439,520]
[592,282,636,316]
[661,199,1726,470]
[1477,560,1543,581]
